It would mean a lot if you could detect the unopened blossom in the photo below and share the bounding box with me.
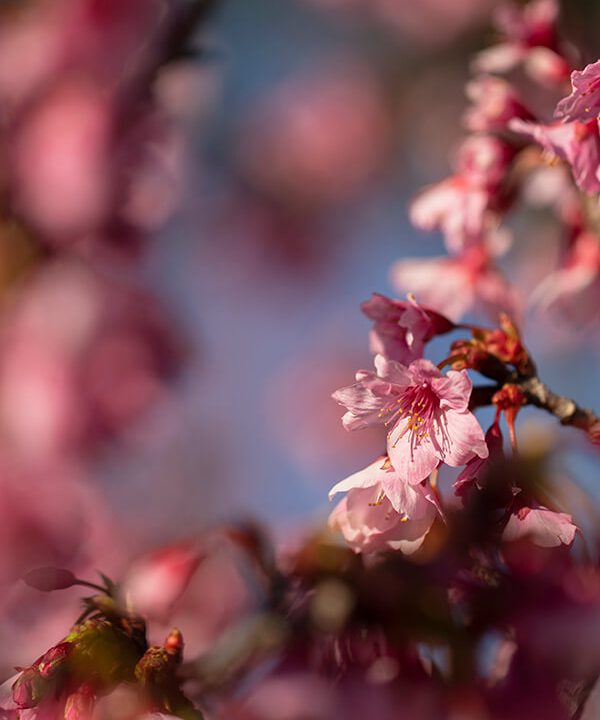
[391,247,519,322]
[328,457,439,554]
[510,117,600,194]
[503,505,578,548]
[361,293,454,364]
[333,356,488,484]
[555,59,600,124]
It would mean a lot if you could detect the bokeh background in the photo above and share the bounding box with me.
[1,0,600,674]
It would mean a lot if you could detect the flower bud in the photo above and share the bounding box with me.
[12,668,45,708]
[23,567,78,592]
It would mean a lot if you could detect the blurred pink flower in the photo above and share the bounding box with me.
[510,117,600,195]
[333,356,488,484]
[236,65,391,206]
[329,455,440,547]
[409,136,513,254]
[464,76,533,133]
[361,293,454,365]
[161,544,254,658]
[329,481,438,555]
[12,80,112,238]
[58,0,163,85]
[0,261,184,458]
[391,247,519,322]
[473,0,568,85]
[120,543,201,622]
[409,176,490,255]
[503,505,578,548]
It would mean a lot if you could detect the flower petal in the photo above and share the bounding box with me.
[328,456,387,499]
[431,409,488,467]
[387,421,440,485]
[432,369,472,412]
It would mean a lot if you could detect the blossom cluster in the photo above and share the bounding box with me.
[328,293,579,555]
[392,0,600,326]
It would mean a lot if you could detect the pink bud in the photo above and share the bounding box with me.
[121,543,202,620]
[23,567,77,592]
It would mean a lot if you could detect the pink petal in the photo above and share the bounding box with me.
[431,409,488,467]
[373,354,412,386]
[332,383,383,431]
[555,59,600,123]
[387,422,440,485]
[503,506,578,547]
[431,369,472,412]
[328,456,386,499]
[472,43,525,74]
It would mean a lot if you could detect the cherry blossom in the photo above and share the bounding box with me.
[328,457,439,554]
[361,293,454,365]
[332,356,488,484]
[409,135,514,254]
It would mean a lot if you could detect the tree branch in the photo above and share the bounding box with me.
[471,377,600,441]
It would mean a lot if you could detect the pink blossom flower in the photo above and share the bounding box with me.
[503,505,578,548]
[332,356,488,484]
[391,247,520,322]
[328,457,439,554]
[455,134,515,190]
[555,59,600,124]
[464,76,533,133]
[409,136,513,254]
[235,64,391,206]
[361,294,454,365]
[510,117,600,194]
[409,177,490,255]
[11,80,113,238]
